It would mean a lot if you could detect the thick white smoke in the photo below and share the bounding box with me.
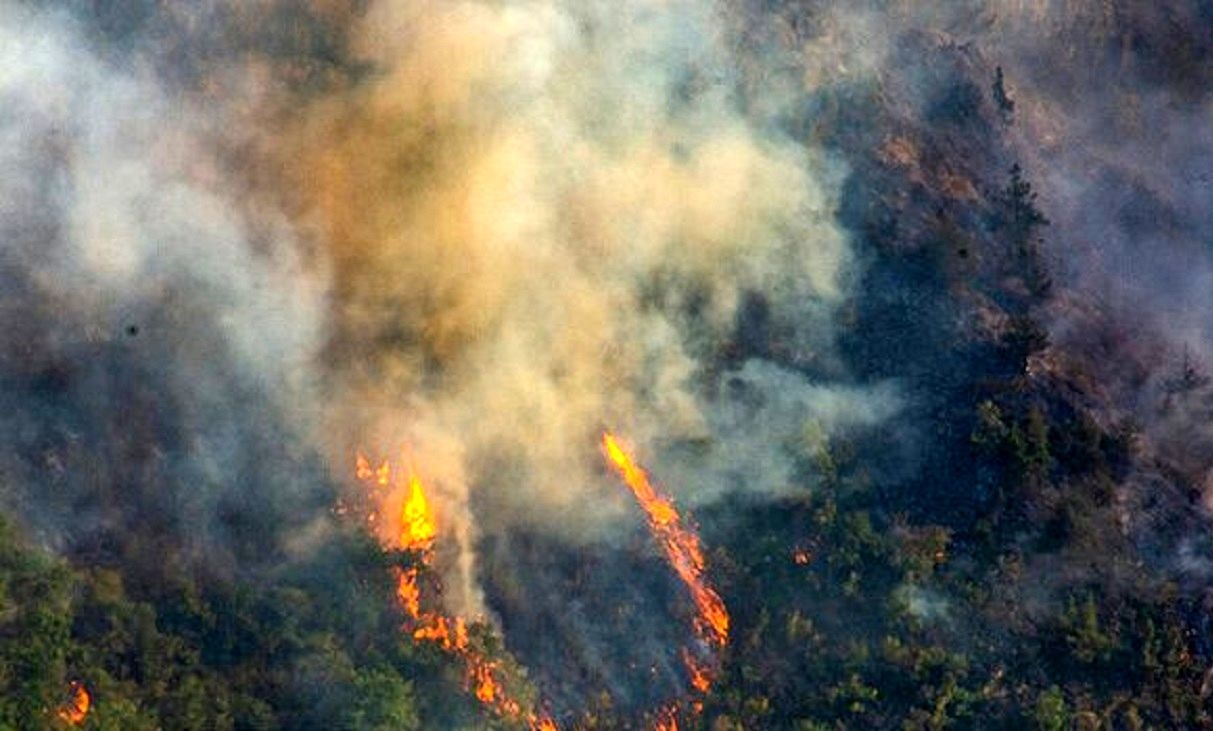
[0,1,899,619]
[281,0,896,615]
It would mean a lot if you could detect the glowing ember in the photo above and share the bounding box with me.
[355,453,373,481]
[653,705,680,731]
[682,649,712,694]
[56,681,90,725]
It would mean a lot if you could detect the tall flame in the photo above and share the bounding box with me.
[602,432,730,726]
[355,452,555,730]
[601,433,729,647]
[56,681,90,726]
[354,437,728,731]
[400,474,437,550]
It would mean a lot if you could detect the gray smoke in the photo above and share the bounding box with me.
[0,4,329,568]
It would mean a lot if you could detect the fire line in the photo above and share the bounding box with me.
[354,434,729,730]
[602,432,730,724]
[355,452,555,730]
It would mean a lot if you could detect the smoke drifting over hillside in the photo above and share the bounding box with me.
[0,0,898,621]
[745,0,1213,520]
[0,5,328,568]
[291,0,904,614]
[5,0,1213,725]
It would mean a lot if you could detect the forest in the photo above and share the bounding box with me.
[2,1,1213,729]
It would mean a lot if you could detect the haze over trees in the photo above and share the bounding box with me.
[3,1,1213,729]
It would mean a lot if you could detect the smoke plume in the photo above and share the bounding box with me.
[280,0,890,614]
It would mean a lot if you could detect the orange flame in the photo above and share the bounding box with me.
[356,452,556,730]
[602,432,730,729]
[653,705,680,731]
[602,433,729,647]
[400,475,437,550]
[395,567,423,619]
[413,614,470,651]
[682,648,712,694]
[57,681,90,725]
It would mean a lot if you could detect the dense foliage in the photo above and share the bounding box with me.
[0,518,538,730]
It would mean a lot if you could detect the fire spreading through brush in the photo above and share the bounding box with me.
[353,432,728,728]
[354,453,556,729]
[56,681,91,726]
[602,432,730,722]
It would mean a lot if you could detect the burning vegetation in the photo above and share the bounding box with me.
[602,433,729,707]
[355,452,556,728]
[56,682,90,726]
[4,1,1213,730]
[353,435,730,728]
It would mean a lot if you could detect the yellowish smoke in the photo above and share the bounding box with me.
[280,0,862,615]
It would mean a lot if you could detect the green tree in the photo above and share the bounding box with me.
[0,518,75,728]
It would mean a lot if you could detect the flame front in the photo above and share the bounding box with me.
[356,453,555,730]
[602,433,729,647]
[602,432,730,726]
[355,439,727,731]
[56,681,90,726]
